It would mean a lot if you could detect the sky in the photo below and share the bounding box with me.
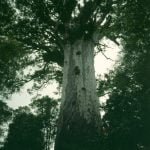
[7,39,121,109]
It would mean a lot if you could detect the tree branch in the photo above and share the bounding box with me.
[95,44,115,61]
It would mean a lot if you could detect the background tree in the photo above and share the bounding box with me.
[1,96,59,150]
[0,100,12,147]
[97,0,150,150]
[3,108,44,150]
[30,96,59,150]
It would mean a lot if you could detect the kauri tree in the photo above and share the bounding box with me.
[0,0,119,149]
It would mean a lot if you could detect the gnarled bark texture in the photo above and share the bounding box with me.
[55,39,101,150]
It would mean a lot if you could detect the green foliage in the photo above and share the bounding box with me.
[0,100,12,139]
[0,35,62,96]
[98,1,150,149]
[0,37,27,97]
[30,96,59,149]
[0,0,115,96]
[1,96,59,150]
[0,1,15,34]
[0,101,12,125]
[3,110,44,150]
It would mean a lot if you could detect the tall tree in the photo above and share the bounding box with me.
[0,0,117,149]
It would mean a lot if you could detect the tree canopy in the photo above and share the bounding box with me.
[0,0,118,97]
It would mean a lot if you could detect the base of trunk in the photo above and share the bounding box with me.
[55,120,101,150]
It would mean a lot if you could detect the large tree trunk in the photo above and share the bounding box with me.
[55,39,101,150]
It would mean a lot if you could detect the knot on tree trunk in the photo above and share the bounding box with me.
[74,66,80,75]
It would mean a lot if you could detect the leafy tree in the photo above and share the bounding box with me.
[98,0,150,150]
[1,97,59,150]
[0,100,12,147]
[30,96,59,150]
[3,109,44,150]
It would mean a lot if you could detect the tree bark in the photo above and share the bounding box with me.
[55,39,101,150]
